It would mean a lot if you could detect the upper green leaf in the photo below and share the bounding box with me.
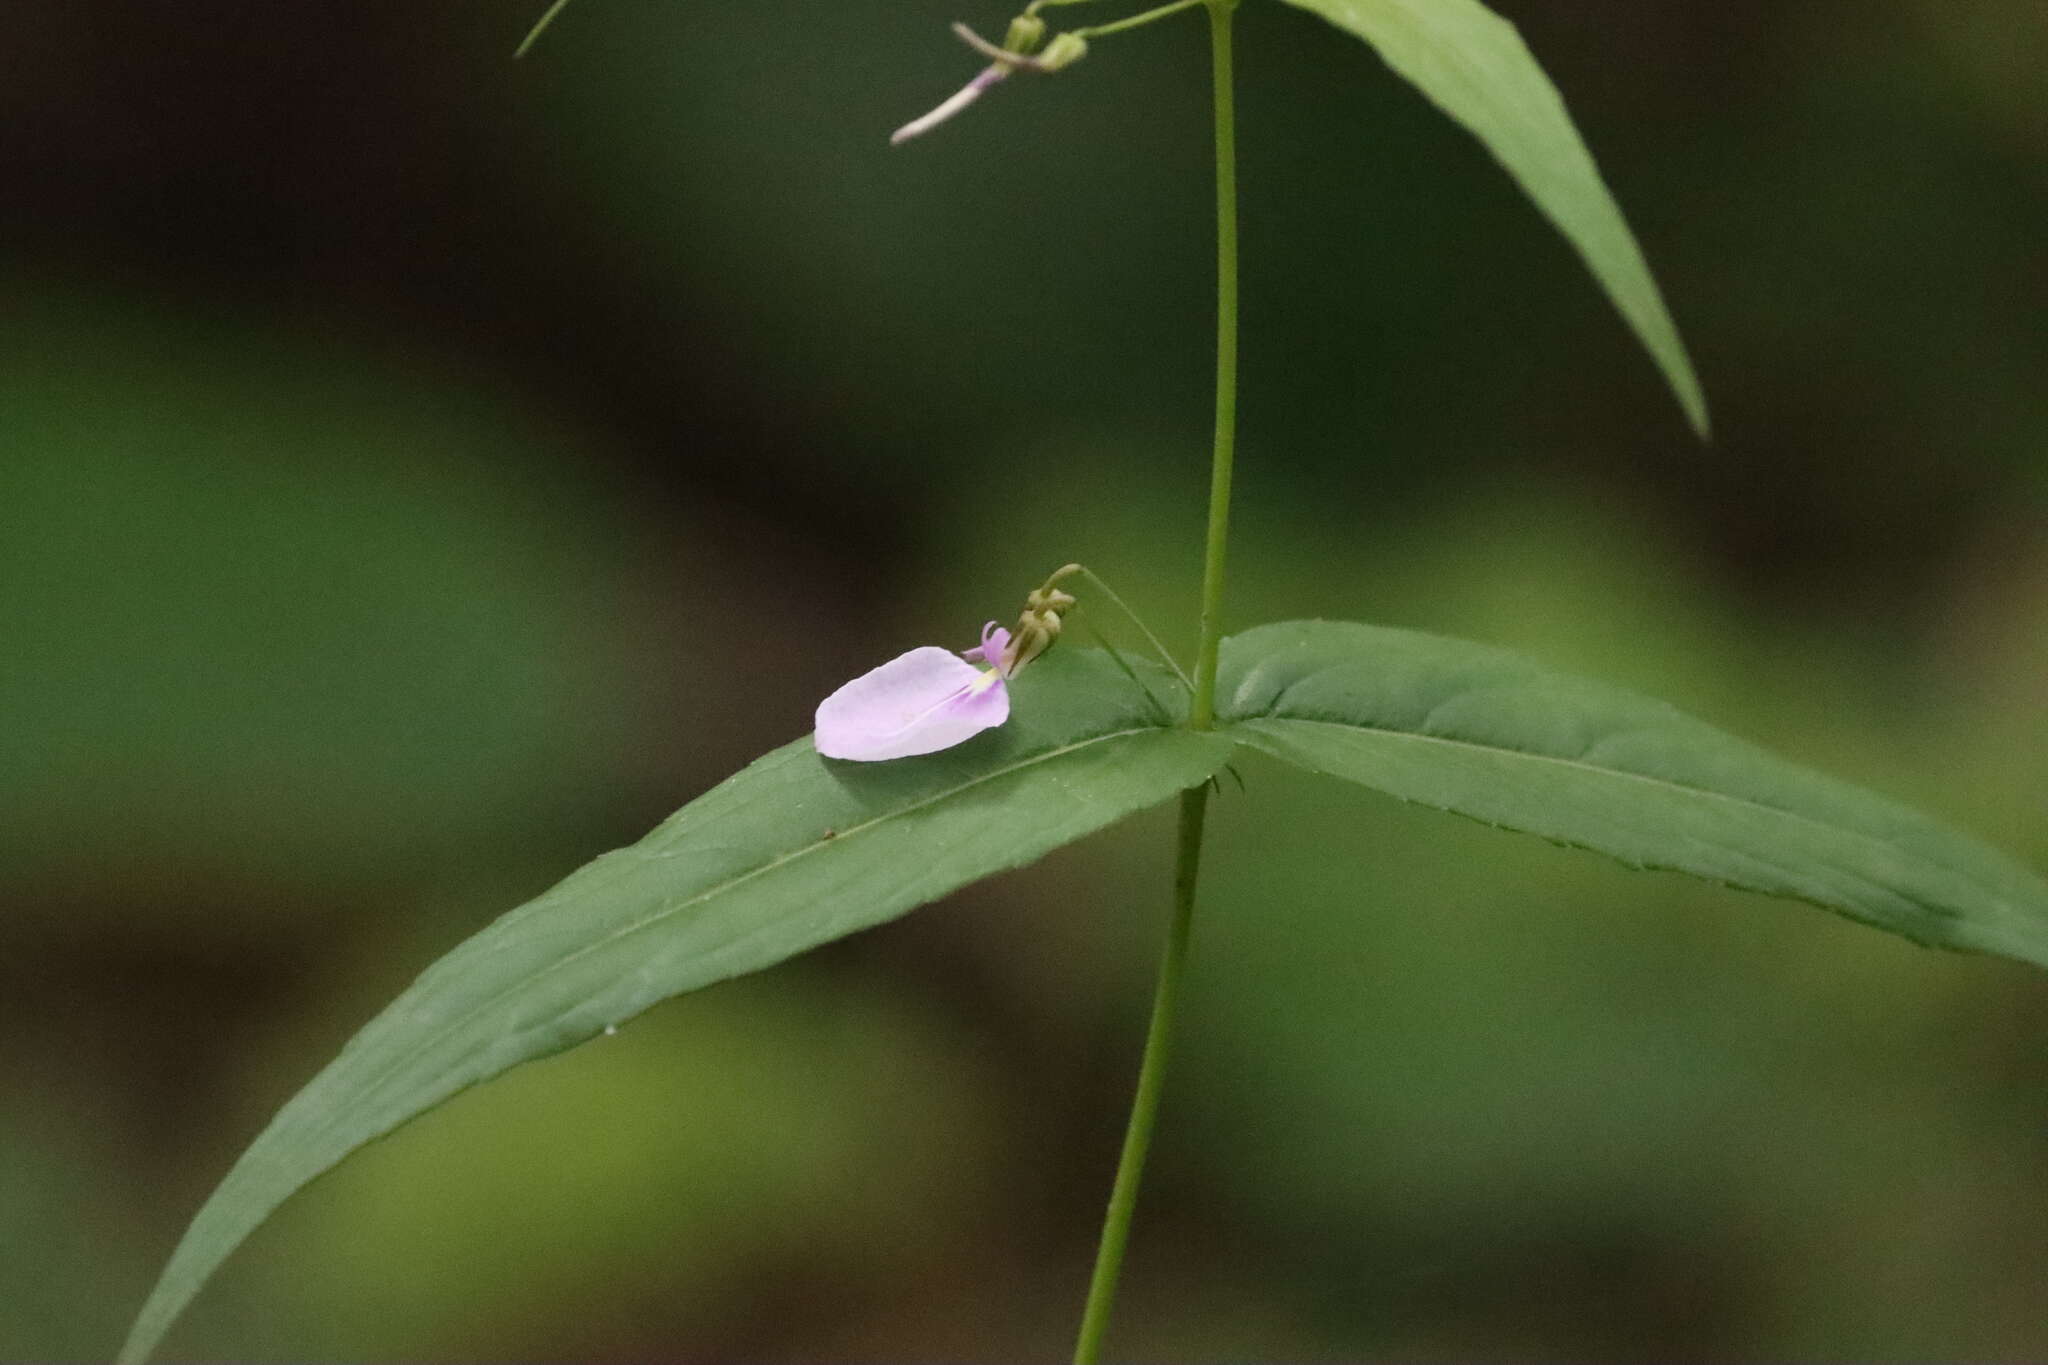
[1219,620,2048,966]
[118,649,1229,1364]
[1274,0,1709,438]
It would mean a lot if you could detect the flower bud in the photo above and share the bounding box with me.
[1003,14,1046,54]
[1039,32,1088,71]
[997,565,1087,677]
[1002,619,1054,675]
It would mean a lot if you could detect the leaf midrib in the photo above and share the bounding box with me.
[319,722,1184,1138]
[1230,712,2006,903]
[128,720,1203,1365]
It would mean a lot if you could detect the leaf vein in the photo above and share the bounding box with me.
[1237,714,2010,907]
[322,724,1181,1132]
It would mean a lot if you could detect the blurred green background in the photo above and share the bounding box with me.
[4,0,2045,1359]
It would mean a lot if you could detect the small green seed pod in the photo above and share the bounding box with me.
[1003,13,1047,54]
[1039,32,1088,71]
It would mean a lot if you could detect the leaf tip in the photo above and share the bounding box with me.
[1679,376,1712,444]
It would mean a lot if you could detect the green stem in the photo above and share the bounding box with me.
[1072,4,1238,1362]
[1070,0,1206,42]
[1073,784,1211,1365]
[1071,566,1193,693]
[1077,618,1175,725]
[513,0,578,57]
[1189,0,1238,733]
[1026,0,1115,15]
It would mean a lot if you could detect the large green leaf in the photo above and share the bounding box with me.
[119,648,1228,1364]
[1219,620,2048,965]
[1274,0,1709,438]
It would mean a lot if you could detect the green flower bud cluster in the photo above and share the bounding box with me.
[1000,563,1083,675]
[996,8,1091,69]
[952,15,1089,74]
[895,0,1213,144]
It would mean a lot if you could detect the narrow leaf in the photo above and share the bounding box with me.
[1275,0,1709,437]
[120,649,1228,1364]
[1220,621,2048,966]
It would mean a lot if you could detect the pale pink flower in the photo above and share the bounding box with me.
[814,622,1014,761]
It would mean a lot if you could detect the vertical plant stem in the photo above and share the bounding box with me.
[1190,0,1238,733]
[1072,784,1210,1364]
[1073,4,1238,1362]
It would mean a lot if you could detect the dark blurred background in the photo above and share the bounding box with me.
[4,0,2045,1359]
